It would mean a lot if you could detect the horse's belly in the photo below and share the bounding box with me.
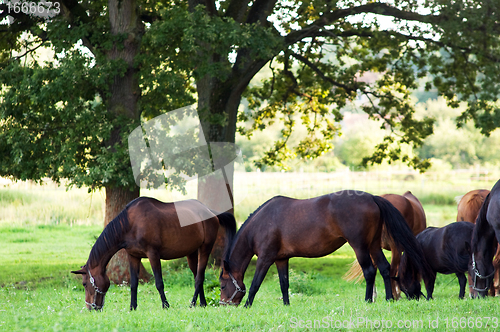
[278,237,347,259]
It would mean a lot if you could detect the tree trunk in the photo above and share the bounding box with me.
[104,0,149,284]
[197,76,242,266]
[192,6,271,264]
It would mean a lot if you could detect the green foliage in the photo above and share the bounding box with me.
[2,0,500,191]
[416,98,500,168]
[0,1,195,191]
[286,269,326,296]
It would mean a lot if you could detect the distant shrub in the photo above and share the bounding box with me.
[288,269,326,296]
[418,192,458,205]
[0,189,33,205]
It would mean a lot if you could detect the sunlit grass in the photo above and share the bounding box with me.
[1,172,499,330]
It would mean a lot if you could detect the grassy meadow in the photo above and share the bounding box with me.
[1,171,500,331]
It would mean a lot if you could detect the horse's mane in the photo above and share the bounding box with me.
[223,196,282,265]
[88,206,132,268]
[471,192,492,251]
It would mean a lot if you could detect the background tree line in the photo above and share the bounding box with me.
[238,96,500,172]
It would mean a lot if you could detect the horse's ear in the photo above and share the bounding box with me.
[71,267,87,275]
[223,260,231,274]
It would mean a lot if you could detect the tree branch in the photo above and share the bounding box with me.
[290,51,357,95]
[246,0,278,25]
[225,0,251,22]
[284,2,442,47]
[59,0,96,55]
[11,38,49,61]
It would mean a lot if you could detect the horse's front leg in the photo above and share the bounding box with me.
[148,252,169,309]
[457,273,467,299]
[128,255,141,310]
[245,258,274,308]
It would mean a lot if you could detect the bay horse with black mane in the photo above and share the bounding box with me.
[468,180,500,297]
[72,197,236,310]
[398,222,473,299]
[219,190,433,307]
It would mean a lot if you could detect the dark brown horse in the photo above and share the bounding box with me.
[456,189,500,296]
[469,180,500,297]
[399,222,473,299]
[344,191,427,299]
[72,197,236,310]
[219,191,433,307]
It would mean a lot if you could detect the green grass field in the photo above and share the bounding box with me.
[1,174,500,331]
[2,225,500,331]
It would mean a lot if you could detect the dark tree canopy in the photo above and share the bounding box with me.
[0,0,499,191]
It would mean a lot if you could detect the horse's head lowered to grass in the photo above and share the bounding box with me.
[71,265,110,311]
[219,260,246,306]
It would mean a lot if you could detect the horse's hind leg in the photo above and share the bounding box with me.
[275,259,290,305]
[457,273,467,299]
[189,246,212,307]
[128,255,141,310]
[353,248,378,302]
[370,248,393,301]
[148,252,169,309]
[187,251,199,306]
[389,247,402,300]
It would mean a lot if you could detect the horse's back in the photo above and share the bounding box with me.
[417,222,473,273]
[457,189,490,222]
[244,191,380,258]
[403,191,427,234]
[128,197,216,225]
[381,193,414,228]
[125,197,218,259]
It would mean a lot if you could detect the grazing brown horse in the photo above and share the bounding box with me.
[72,197,236,310]
[219,191,433,307]
[456,189,500,296]
[344,191,427,299]
[469,180,500,297]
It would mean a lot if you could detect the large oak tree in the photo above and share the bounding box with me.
[1,0,499,282]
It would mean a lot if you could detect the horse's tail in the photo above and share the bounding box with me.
[342,259,365,283]
[372,196,434,299]
[211,210,237,250]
